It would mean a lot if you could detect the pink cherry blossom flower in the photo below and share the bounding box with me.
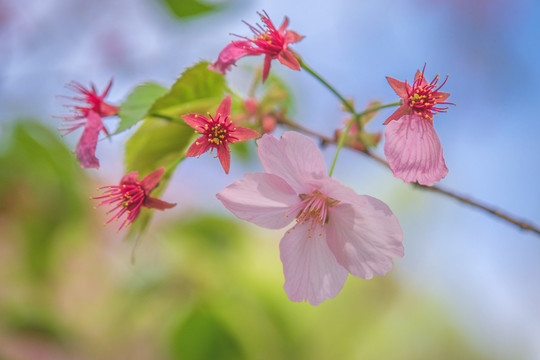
[383,65,454,186]
[217,132,403,305]
[59,80,118,169]
[181,94,260,174]
[209,11,304,82]
[93,167,176,232]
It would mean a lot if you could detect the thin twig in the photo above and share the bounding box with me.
[278,117,540,236]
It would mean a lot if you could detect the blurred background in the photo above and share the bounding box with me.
[1,0,539,359]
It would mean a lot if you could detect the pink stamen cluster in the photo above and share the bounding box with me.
[94,183,146,231]
[240,11,286,57]
[406,66,454,122]
[195,112,236,147]
[92,167,176,232]
[60,80,118,135]
[292,190,340,236]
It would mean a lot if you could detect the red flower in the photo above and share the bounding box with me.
[384,64,454,125]
[181,94,260,174]
[59,80,118,168]
[93,167,176,232]
[209,11,304,82]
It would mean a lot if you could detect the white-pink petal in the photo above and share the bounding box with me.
[279,222,349,306]
[257,132,326,193]
[325,196,403,279]
[216,172,301,229]
[384,115,448,186]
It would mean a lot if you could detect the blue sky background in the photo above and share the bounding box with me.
[1,0,539,358]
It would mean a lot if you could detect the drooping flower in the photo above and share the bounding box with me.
[181,94,260,174]
[93,167,176,231]
[383,65,454,186]
[209,11,304,82]
[59,80,118,168]
[217,132,403,305]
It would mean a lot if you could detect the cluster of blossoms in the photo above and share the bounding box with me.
[61,11,453,305]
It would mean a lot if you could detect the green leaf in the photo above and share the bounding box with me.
[149,61,227,118]
[116,83,168,134]
[125,117,192,176]
[161,0,227,20]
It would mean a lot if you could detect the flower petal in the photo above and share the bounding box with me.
[278,16,289,33]
[386,76,409,99]
[181,113,209,130]
[280,222,349,306]
[415,70,429,86]
[436,91,451,102]
[217,172,301,229]
[257,132,326,193]
[277,49,300,71]
[75,110,104,169]
[186,137,212,158]
[325,194,403,280]
[141,167,165,193]
[144,196,176,210]
[216,94,232,118]
[383,104,412,125]
[284,30,304,45]
[120,171,139,185]
[232,125,260,141]
[384,115,448,186]
[208,41,259,74]
[262,55,272,83]
[217,143,231,173]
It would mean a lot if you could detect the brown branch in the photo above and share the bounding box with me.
[278,118,540,236]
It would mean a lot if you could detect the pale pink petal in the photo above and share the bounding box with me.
[217,172,301,229]
[208,41,260,74]
[277,49,300,71]
[217,143,231,173]
[324,195,403,279]
[257,132,326,193]
[141,167,165,192]
[216,94,232,118]
[186,137,212,157]
[386,76,409,99]
[232,126,260,141]
[262,55,272,83]
[181,113,209,130]
[144,196,176,210]
[384,115,448,186]
[383,104,412,125]
[284,30,304,45]
[75,110,104,169]
[280,222,349,305]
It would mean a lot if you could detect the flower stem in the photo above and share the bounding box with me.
[328,102,400,176]
[299,58,401,176]
[299,59,356,114]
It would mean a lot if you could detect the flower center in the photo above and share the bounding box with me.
[296,190,340,233]
[407,66,454,122]
[201,114,236,146]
